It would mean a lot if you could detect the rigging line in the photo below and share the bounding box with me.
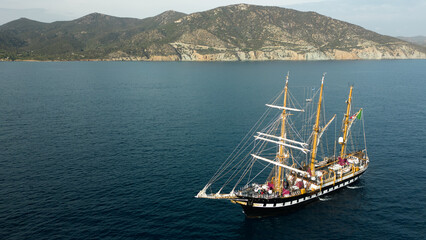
[306,88,315,142]
[220,142,267,189]
[212,136,266,186]
[353,122,361,151]
[290,148,305,169]
[207,104,275,185]
[234,155,264,190]
[266,107,283,125]
[362,112,367,155]
[357,124,363,150]
[233,126,282,187]
[334,115,337,157]
[301,87,310,137]
[306,131,314,146]
[258,105,281,131]
[262,110,282,132]
[226,133,274,191]
[299,101,317,138]
[247,141,277,171]
[244,162,273,187]
[259,113,281,134]
[221,154,255,192]
[301,87,307,140]
[259,118,281,143]
[244,157,258,186]
[288,89,304,111]
[207,90,283,183]
[258,145,280,154]
[321,92,330,156]
[245,140,257,186]
[246,160,252,185]
[308,86,321,140]
[208,148,252,187]
[247,142,258,180]
[219,126,274,189]
[319,140,324,159]
[287,115,305,142]
[305,93,315,139]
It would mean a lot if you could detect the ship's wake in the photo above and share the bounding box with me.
[347,185,363,189]
[319,196,332,201]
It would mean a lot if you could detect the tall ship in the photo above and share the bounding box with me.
[196,73,369,217]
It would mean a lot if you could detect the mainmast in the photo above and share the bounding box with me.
[340,86,353,158]
[275,73,289,193]
[310,74,325,176]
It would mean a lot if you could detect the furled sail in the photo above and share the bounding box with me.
[251,154,309,176]
[254,136,309,153]
[265,104,304,112]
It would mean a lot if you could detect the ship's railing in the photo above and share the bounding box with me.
[237,188,302,199]
[238,191,285,199]
[236,151,369,199]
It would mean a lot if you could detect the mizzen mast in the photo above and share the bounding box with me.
[340,86,353,158]
[310,74,325,176]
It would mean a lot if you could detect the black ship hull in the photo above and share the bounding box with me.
[237,170,366,218]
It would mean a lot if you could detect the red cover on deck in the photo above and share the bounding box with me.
[296,181,304,189]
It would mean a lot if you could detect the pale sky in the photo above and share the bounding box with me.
[0,0,424,36]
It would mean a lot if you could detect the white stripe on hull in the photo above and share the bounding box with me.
[245,170,365,208]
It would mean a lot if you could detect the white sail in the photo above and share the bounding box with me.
[251,154,309,176]
[254,136,310,154]
[256,132,308,147]
[265,104,304,112]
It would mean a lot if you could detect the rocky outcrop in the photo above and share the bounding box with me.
[165,41,426,61]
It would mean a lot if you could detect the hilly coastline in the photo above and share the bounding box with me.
[1,4,425,61]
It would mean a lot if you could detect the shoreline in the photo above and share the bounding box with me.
[1,58,426,63]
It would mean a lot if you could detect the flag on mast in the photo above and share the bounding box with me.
[357,109,363,119]
[350,109,362,120]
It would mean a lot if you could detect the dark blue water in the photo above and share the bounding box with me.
[0,61,425,239]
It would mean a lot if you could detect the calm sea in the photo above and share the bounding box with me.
[0,60,425,239]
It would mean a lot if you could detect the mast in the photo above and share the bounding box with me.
[340,86,353,158]
[310,74,325,176]
[275,73,289,193]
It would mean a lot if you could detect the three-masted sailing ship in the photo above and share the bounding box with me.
[196,73,369,217]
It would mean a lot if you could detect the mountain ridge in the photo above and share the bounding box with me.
[1,4,425,61]
[397,36,426,47]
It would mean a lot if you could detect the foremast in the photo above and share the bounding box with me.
[310,74,325,176]
[275,73,289,193]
